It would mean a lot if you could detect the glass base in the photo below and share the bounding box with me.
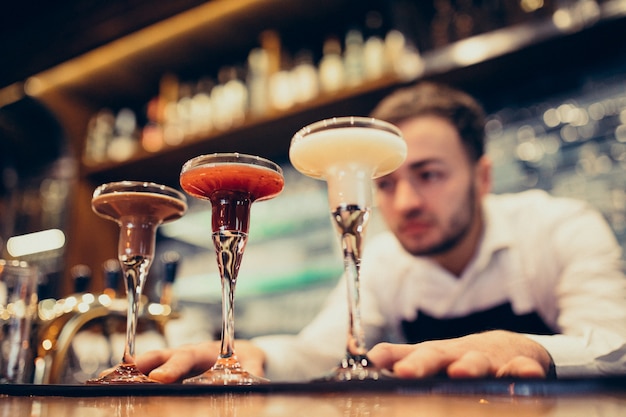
[183,364,269,385]
[313,354,391,382]
[86,364,159,385]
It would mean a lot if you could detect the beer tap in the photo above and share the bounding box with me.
[34,257,177,383]
[102,258,121,300]
[160,251,180,308]
[70,264,91,294]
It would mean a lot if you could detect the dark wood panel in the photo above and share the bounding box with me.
[0,0,208,88]
[2,0,354,102]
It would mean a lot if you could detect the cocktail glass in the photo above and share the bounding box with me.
[179,153,284,385]
[289,116,406,381]
[87,181,187,384]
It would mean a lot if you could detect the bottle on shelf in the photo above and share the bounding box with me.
[319,36,345,93]
[343,29,366,87]
[189,77,215,135]
[384,29,424,81]
[212,66,248,130]
[83,109,114,164]
[158,73,185,147]
[291,50,319,105]
[363,34,386,80]
[247,47,271,117]
[173,83,195,142]
[142,96,167,153]
[269,52,296,111]
[107,108,139,162]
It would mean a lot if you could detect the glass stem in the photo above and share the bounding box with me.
[332,204,371,366]
[342,231,368,361]
[118,220,155,368]
[120,257,151,366]
[220,269,237,362]
[213,231,248,367]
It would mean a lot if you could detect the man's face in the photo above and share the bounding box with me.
[374,115,490,256]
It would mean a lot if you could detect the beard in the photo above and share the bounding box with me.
[401,185,477,257]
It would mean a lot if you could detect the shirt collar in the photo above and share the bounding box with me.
[479,194,514,254]
[461,194,514,278]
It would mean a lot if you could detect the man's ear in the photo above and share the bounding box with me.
[475,155,492,197]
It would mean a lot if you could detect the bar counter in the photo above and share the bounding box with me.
[2,377,625,416]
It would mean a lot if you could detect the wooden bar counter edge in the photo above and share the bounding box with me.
[1,376,626,416]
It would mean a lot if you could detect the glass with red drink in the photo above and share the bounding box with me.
[179,153,284,385]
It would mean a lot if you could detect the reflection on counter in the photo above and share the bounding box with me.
[3,390,626,417]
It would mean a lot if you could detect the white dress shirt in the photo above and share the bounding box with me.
[254,189,626,382]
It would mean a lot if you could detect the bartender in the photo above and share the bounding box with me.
[137,82,626,382]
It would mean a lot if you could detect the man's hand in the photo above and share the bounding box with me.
[367,330,553,379]
[135,340,266,383]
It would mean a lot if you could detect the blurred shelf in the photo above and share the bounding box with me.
[80,75,402,187]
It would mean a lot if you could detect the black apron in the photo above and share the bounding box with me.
[401,302,555,344]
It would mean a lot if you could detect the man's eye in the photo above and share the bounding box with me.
[375,179,394,191]
[420,171,443,181]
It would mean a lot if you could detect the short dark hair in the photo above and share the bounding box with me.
[370,82,486,162]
